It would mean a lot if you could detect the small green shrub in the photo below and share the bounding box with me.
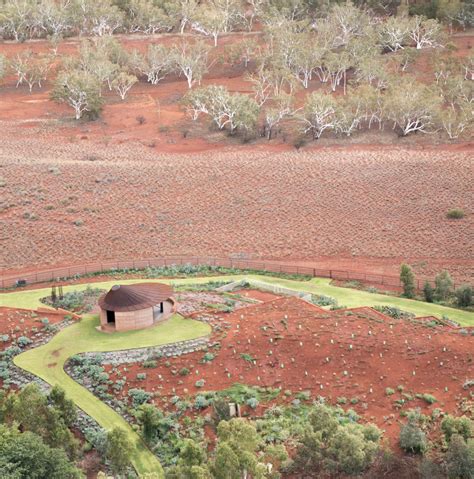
[179,367,190,376]
[446,208,464,219]
[385,388,395,396]
[246,397,259,409]
[455,285,473,307]
[200,352,215,363]
[374,306,415,320]
[194,395,209,409]
[16,336,32,348]
[128,388,152,407]
[195,379,205,388]
[419,393,437,405]
[142,360,157,369]
[240,353,255,363]
[136,373,147,380]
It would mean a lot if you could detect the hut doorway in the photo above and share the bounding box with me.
[106,310,116,324]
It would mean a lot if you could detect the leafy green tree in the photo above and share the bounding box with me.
[171,40,210,89]
[423,281,435,303]
[166,439,211,478]
[441,415,473,442]
[212,443,240,479]
[48,385,77,427]
[212,419,266,479]
[106,427,133,475]
[324,424,379,475]
[434,270,454,301]
[52,69,103,120]
[399,417,427,454]
[445,434,474,479]
[136,403,162,442]
[0,425,82,479]
[455,284,473,307]
[400,263,416,298]
[300,92,338,139]
[436,0,464,32]
[183,85,259,136]
[384,78,441,136]
[294,403,380,475]
[124,0,174,34]
[111,70,138,100]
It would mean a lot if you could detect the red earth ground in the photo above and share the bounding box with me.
[102,293,474,446]
[0,306,68,348]
[0,32,473,280]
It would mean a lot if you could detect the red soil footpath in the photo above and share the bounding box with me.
[104,295,474,445]
[1,131,473,281]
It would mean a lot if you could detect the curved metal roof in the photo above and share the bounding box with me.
[98,282,173,312]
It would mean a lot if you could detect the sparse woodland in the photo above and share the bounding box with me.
[0,0,472,142]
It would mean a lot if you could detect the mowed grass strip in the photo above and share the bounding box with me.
[13,313,211,476]
[2,274,473,325]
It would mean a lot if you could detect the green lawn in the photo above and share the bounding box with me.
[3,274,473,325]
[13,313,210,476]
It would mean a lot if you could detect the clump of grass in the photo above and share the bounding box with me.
[416,393,437,404]
[240,353,255,363]
[446,208,465,219]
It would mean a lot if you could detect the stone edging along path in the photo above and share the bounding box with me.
[12,312,211,477]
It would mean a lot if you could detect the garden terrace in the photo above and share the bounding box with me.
[102,296,474,444]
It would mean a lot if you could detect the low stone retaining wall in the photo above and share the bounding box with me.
[216,278,312,301]
[80,336,211,366]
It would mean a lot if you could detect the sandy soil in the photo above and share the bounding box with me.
[103,296,474,446]
[1,131,472,280]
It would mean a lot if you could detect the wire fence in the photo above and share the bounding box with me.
[0,256,464,290]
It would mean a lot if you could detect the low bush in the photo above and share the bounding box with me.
[399,412,427,454]
[373,306,415,320]
[200,352,215,363]
[311,294,338,307]
[128,388,152,407]
[446,208,465,219]
[455,285,473,307]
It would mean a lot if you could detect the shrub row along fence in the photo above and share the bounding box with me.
[0,256,463,290]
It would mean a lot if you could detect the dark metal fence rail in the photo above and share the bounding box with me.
[0,256,462,290]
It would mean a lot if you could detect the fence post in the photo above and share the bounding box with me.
[329,270,332,279]
[313,268,316,277]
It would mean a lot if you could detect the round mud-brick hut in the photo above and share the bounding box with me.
[98,283,175,332]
